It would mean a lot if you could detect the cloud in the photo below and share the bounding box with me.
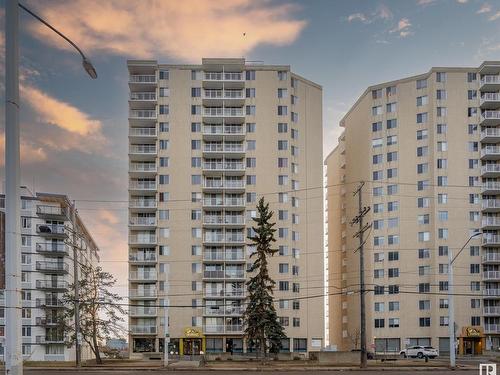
[477,3,492,13]
[346,4,393,24]
[98,209,121,226]
[456,0,468,3]
[0,132,48,166]
[347,13,369,23]
[417,0,437,6]
[390,18,413,37]
[26,0,306,61]
[489,11,500,20]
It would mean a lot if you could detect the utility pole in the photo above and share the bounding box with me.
[351,182,371,369]
[163,303,169,367]
[71,202,81,367]
[5,1,22,374]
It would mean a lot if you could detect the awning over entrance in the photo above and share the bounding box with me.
[458,326,485,355]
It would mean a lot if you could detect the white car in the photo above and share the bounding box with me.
[400,346,439,359]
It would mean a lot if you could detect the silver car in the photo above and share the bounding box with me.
[400,346,439,359]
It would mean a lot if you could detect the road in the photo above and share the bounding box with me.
[24,370,479,375]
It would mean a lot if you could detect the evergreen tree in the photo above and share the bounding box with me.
[244,197,286,356]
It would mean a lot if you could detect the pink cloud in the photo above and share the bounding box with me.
[0,132,48,166]
[26,0,307,61]
[390,18,413,38]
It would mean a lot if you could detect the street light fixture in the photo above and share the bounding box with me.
[5,1,97,374]
[448,230,482,369]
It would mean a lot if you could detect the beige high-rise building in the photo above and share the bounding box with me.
[327,61,500,355]
[127,58,324,357]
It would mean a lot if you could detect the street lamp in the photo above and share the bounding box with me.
[448,230,482,369]
[5,1,97,374]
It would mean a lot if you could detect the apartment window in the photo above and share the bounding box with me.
[436,72,447,82]
[247,175,256,185]
[389,318,400,328]
[159,105,169,115]
[246,105,256,115]
[439,281,449,291]
[373,170,383,181]
[277,71,287,80]
[438,246,449,256]
[388,268,399,277]
[416,79,427,89]
[417,129,428,140]
[389,301,399,311]
[387,135,397,146]
[191,87,201,97]
[279,299,289,310]
[417,180,429,191]
[419,300,431,310]
[387,168,397,179]
[247,140,256,151]
[469,193,480,204]
[159,122,169,132]
[388,285,399,294]
[468,107,478,117]
[374,236,384,246]
[417,163,428,174]
[468,90,477,100]
[279,281,289,291]
[439,264,449,274]
[437,141,448,152]
[437,123,447,134]
[374,319,385,328]
[372,106,383,116]
[440,316,449,327]
[471,299,481,308]
[159,70,169,80]
[246,123,256,132]
[470,246,480,256]
[291,112,299,122]
[191,175,201,185]
[471,281,480,291]
[418,248,430,259]
[419,317,431,327]
[372,138,383,148]
[418,231,430,242]
[279,317,289,327]
[191,105,201,115]
[436,89,447,100]
[374,286,384,295]
[388,218,399,228]
[437,159,448,169]
[291,129,299,140]
[388,201,398,212]
[373,187,383,197]
[291,95,298,105]
[191,140,201,150]
[417,95,428,106]
[278,140,288,150]
[372,121,382,132]
[437,107,447,117]
[388,251,399,261]
[437,176,448,187]
[439,299,449,309]
[246,70,256,80]
[374,269,384,279]
[292,283,300,293]
[374,252,384,262]
[388,235,399,246]
[278,123,288,133]
[387,185,398,195]
[246,88,256,98]
[159,175,170,184]
[467,72,477,82]
[417,197,430,208]
[468,124,478,134]
[418,214,430,224]
[374,203,383,213]
[470,264,480,274]
[438,228,448,239]
[387,86,397,95]
[387,151,397,162]
[191,70,202,80]
[373,154,383,164]
[191,122,201,132]
[387,120,397,131]
[417,112,428,124]
[247,157,257,168]
[419,265,430,276]
[374,302,385,312]
[438,194,448,204]
[386,102,397,113]
[469,159,479,169]
[277,88,288,98]
[159,87,170,97]
[372,89,382,99]
[279,263,289,274]
[292,318,300,327]
[471,316,481,326]
[292,265,299,276]
[417,146,428,157]
[191,157,201,168]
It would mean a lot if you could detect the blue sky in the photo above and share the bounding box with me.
[1,0,499,295]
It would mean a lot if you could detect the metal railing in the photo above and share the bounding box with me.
[130,128,157,137]
[483,271,500,280]
[129,234,157,244]
[481,164,500,174]
[481,75,500,85]
[484,306,500,315]
[129,217,156,226]
[129,163,157,172]
[129,75,156,83]
[36,205,66,216]
[129,271,157,281]
[482,111,500,120]
[129,253,157,262]
[482,217,500,226]
[129,110,157,119]
[203,107,244,117]
[129,306,157,316]
[129,145,157,154]
[203,198,223,206]
[36,242,68,254]
[203,72,243,81]
[129,289,157,298]
[129,199,157,208]
[484,324,500,333]
[482,182,500,191]
[482,93,500,102]
[483,253,500,262]
[36,280,68,289]
[129,181,157,190]
[35,261,69,272]
[130,92,156,100]
[225,197,245,206]
[484,289,500,297]
[130,325,157,334]
[36,224,65,235]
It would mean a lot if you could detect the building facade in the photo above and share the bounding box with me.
[128,58,324,356]
[0,188,99,361]
[327,61,500,355]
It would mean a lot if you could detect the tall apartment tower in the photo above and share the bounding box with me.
[326,61,500,355]
[0,189,99,361]
[128,58,324,356]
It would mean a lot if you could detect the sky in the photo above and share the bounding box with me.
[0,0,500,321]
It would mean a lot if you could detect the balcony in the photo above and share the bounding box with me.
[202,125,245,140]
[483,253,500,263]
[129,127,157,141]
[481,164,500,177]
[203,250,224,261]
[482,217,500,229]
[481,93,500,109]
[481,146,500,160]
[36,242,68,256]
[36,317,59,326]
[484,306,500,315]
[129,252,157,264]
[225,233,245,243]
[203,251,244,262]
[129,289,157,299]
[129,234,157,245]
[129,180,157,194]
[481,128,500,143]
[482,181,500,194]
[36,280,68,291]
[484,324,500,334]
[35,261,69,274]
[202,107,245,122]
[129,110,157,120]
[204,289,245,298]
[129,306,157,317]
[36,299,64,308]
[130,325,157,335]
[129,271,157,281]
[36,336,65,345]
[129,216,156,228]
[129,162,157,176]
[203,270,225,279]
[224,197,245,207]
[204,233,224,244]
[129,75,156,91]
[225,270,245,279]
[203,72,244,84]
[204,324,243,334]
[36,224,67,238]
[202,197,224,207]
[36,205,67,219]
[224,216,245,226]
[129,92,156,110]
[484,289,500,298]
[480,75,500,91]
[202,89,245,106]
[202,161,245,173]
[483,271,500,280]
[481,111,500,126]
[203,216,223,225]
[203,180,245,191]
[129,199,157,210]
[129,145,156,161]
[483,234,500,246]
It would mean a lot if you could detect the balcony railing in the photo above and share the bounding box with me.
[35,261,69,273]
[204,72,243,81]
[225,270,245,278]
[129,145,157,154]
[129,181,157,190]
[36,242,68,255]
[129,75,156,84]
[202,198,223,206]
[483,253,500,262]
[129,234,157,244]
[482,217,500,227]
[129,217,156,226]
[36,224,65,236]
[224,216,245,225]
[36,205,66,217]
[481,75,500,85]
[129,253,157,262]
[482,93,500,102]
[129,199,157,209]
[203,90,244,99]
[203,108,244,117]
[481,128,500,139]
[129,163,157,173]
[129,306,157,316]
[484,324,500,333]
[225,324,243,332]
[203,270,225,278]
[203,125,245,136]
[130,92,156,101]
[482,111,500,121]
[203,251,244,261]
[129,271,157,281]
[35,299,64,308]
[129,128,157,137]
[484,289,500,297]
[484,306,500,315]
[484,234,500,245]
[203,216,223,225]
[202,162,245,171]
[129,110,157,119]
[226,234,244,242]
[130,325,157,334]
[483,271,500,280]
[482,182,500,192]
[481,165,500,175]
[203,251,225,261]
[129,289,157,298]
[36,280,68,290]
[224,197,245,206]
[204,234,225,243]
[481,146,500,157]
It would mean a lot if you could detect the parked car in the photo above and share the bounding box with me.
[400,346,439,359]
